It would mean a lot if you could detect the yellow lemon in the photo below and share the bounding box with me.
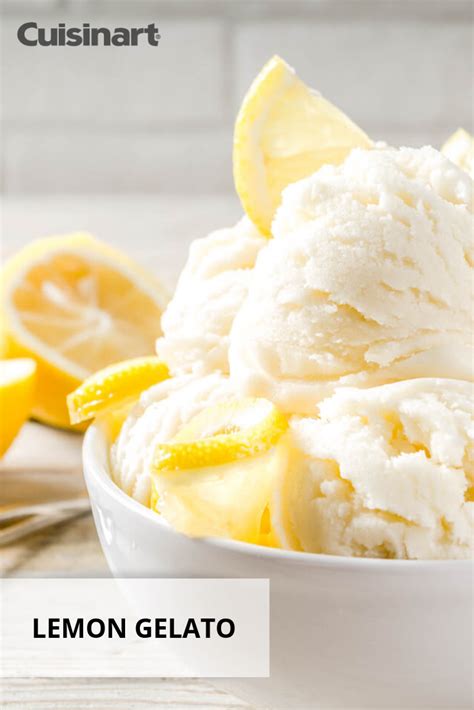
[1,233,168,429]
[67,356,169,426]
[233,55,371,235]
[441,128,474,177]
[151,398,289,545]
[0,358,36,456]
[153,397,287,471]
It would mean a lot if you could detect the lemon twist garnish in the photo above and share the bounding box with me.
[152,398,288,473]
[67,356,169,425]
[233,55,371,235]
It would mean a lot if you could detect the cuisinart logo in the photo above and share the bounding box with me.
[17,22,161,47]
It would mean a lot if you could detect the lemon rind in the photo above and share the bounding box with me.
[152,400,288,472]
[67,356,169,424]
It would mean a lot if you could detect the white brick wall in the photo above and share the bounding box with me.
[3,18,224,125]
[1,0,472,194]
[4,129,233,192]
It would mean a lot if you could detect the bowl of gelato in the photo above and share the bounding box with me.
[84,420,473,709]
[105,143,473,562]
[73,57,473,708]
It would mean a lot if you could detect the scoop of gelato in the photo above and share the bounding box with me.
[111,373,234,504]
[275,378,473,559]
[156,217,265,376]
[229,147,473,414]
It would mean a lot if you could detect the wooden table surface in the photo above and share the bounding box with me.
[0,424,254,709]
[1,195,255,709]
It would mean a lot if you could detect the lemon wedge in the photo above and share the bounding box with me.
[1,233,168,429]
[0,358,36,456]
[151,398,289,544]
[441,128,474,177]
[67,356,169,425]
[233,55,371,235]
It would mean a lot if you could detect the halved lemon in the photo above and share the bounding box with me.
[441,128,474,177]
[151,398,289,544]
[67,356,169,425]
[1,233,168,429]
[233,55,372,235]
[0,358,36,456]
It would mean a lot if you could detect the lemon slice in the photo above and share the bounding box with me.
[153,398,287,471]
[441,128,474,177]
[1,233,168,429]
[0,358,36,456]
[151,398,289,544]
[67,356,169,425]
[233,55,371,235]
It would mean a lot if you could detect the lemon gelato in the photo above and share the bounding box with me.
[277,379,473,559]
[156,217,265,376]
[109,146,473,560]
[91,57,474,561]
[230,147,473,413]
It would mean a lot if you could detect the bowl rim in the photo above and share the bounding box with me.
[83,423,473,572]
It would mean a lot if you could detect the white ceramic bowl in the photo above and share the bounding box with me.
[83,424,473,709]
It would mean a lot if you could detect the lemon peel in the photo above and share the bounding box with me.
[152,398,287,472]
[67,356,169,425]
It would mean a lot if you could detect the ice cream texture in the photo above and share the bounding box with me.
[230,146,473,413]
[156,217,265,376]
[107,59,473,560]
[279,379,473,559]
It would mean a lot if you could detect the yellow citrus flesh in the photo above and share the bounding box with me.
[441,128,474,177]
[67,356,169,425]
[233,55,372,235]
[0,358,36,456]
[151,398,289,545]
[1,233,168,429]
